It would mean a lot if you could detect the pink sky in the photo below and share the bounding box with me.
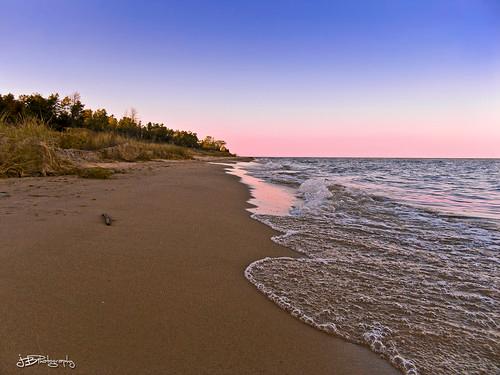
[166,78,500,157]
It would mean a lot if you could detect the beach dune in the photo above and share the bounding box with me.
[0,161,398,374]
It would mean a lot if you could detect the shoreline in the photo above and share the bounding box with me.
[0,160,398,374]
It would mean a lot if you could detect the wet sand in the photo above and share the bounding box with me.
[0,161,399,374]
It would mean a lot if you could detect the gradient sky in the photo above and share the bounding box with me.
[1,0,499,157]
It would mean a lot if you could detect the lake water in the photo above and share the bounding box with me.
[226,158,500,375]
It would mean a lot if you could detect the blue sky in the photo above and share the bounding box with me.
[1,0,499,156]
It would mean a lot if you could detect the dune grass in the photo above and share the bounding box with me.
[0,117,74,177]
[100,140,191,161]
[0,118,193,178]
[60,128,192,161]
[59,128,125,150]
[77,167,114,179]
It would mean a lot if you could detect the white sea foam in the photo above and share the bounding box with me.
[233,158,500,375]
[292,178,333,213]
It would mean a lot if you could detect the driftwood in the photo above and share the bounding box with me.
[102,213,112,226]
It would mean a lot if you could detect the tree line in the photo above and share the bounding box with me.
[0,92,228,152]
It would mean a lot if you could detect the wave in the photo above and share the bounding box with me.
[235,159,500,375]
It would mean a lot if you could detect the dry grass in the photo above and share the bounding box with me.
[0,118,74,177]
[77,167,114,179]
[59,128,125,150]
[60,128,192,161]
[101,141,191,161]
[0,118,193,178]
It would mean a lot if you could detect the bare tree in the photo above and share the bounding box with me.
[124,107,139,124]
[70,92,81,106]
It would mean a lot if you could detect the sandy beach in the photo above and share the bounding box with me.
[0,161,398,374]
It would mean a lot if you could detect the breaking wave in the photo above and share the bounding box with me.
[235,158,500,375]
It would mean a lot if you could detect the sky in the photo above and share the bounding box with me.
[1,0,499,157]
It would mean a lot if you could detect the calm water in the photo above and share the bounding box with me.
[227,158,500,375]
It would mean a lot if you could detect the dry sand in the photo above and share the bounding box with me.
[0,161,399,374]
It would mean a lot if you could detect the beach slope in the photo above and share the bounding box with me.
[0,161,398,374]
